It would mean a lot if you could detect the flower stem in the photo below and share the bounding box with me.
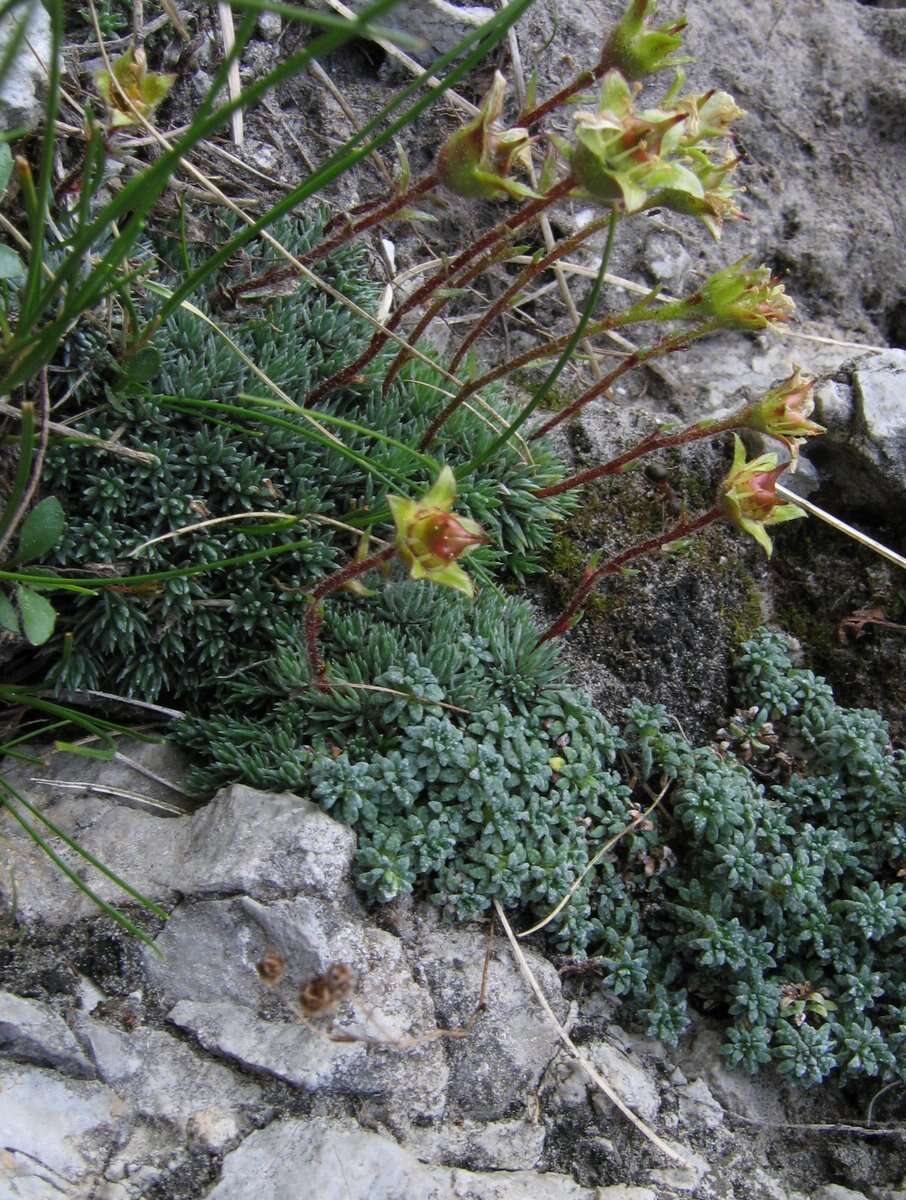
[530,322,721,442]
[448,212,616,374]
[306,174,577,407]
[534,414,740,499]
[305,544,397,687]
[537,505,723,644]
[223,172,439,306]
[380,240,515,397]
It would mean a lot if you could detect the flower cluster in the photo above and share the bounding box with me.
[742,368,824,460]
[559,70,745,236]
[95,47,174,129]
[720,435,805,556]
[437,72,536,201]
[388,467,487,596]
[600,0,688,79]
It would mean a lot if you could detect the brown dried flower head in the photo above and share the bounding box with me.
[299,963,356,1018]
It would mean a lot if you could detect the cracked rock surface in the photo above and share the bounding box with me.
[3,1,906,1196]
[3,749,905,1199]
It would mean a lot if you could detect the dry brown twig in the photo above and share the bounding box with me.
[494,899,694,1167]
[256,922,494,1050]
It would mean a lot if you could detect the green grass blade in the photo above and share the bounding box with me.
[6,0,407,356]
[0,779,166,945]
[144,0,542,333]
[18,0,62,328]
[0,536,358,590]
[229,0,422,48]
[459,212,618,476]
[150,394,408,490]
[0,2,409,391]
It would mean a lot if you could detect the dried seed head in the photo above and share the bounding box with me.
[299,962,356,1018]
[256,951,286,986]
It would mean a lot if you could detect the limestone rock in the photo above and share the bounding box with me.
[648,1143,710,1193]
[147,894,448,1119]
[812,1188,872,1200]
[179,783,356,900]
[413,926,566,1120]
[677,1027,786,1125]
[676,1077,725,1132]
[0,742,355,924]
[256,10,282,40]
[327,0,495,64]
[72,1016,264,1132]
[208,1116,597,1200]
[400,1117,545,1171]
[597,1189,658,1200]
[0,2,51,132]
[0,1063,129,1193]
[812,350,906,511]
[588,1037,661,1124]
[0,990,95,1078]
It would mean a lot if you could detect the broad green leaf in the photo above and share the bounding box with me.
[117,345,161,387]
[15,585,56,645]
[0,143,12,196]
[17,496,65,563]
[0,591,19,634]
[53,741,116,761]
[0,243,24,280]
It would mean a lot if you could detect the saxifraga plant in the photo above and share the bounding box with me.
[41,212,574,701]
[3,0,881,1039]
[181,622,906,1088]
[0,0,552,934]
[5,0,825,702]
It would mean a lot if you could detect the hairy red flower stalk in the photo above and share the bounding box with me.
[304,544,397,687]
[380,242,515,398]
[533,413,740,499]
[306,175,576,407]
[529,323,719,442]
[519,70,604,130]
[447,213,615,374]
[537,505,722,644]
[224,173,440,308]
[417,308,634,452]
[518,6,685,131]
[306,171,440,265]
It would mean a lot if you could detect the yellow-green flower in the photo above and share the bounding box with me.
[96,47,175,129]
[437,72,536,201]
[601,0,688,80]
[743,368,824,460]
[688,260,796,330]
[387,468,487,596]
[566,70,701,213]
[719,436,805,556]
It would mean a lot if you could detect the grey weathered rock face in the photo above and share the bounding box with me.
[0,742,356,924]
[207,1116,599,1200]
[72,1015,264,1131]
[517,0,905,346]
[0,2,51,133]
[811,1188,873,1200]
[0,990,95,1078]
[413,926,566,1120]
[150,892,450,1120]
[587,1039,661,1124]
[328,0,495,63]
[0,1063,129,1195]
[400,1116,546,1171]
[812,350,906,510]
